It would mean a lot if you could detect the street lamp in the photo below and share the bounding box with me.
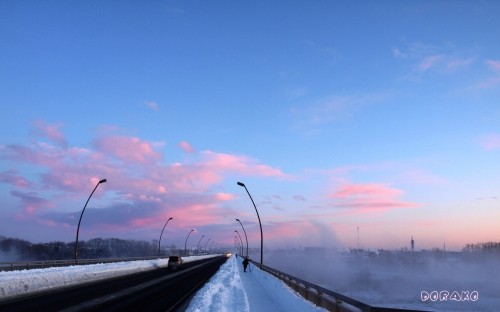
[209,241,215,252]
[236,234,244,256]
[235,230,244,256]
[197,235,205,255]
[184,229,194,256]
[235,235,243,256]
[236,218,249,257]
[158,217,173,256]
[204,238,211,252]
[237,181,263,264]
[75,178,107,262]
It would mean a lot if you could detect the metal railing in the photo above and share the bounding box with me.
[245,256,430,312]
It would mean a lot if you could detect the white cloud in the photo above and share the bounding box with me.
[144,101,160,111]
[393,42,475,75]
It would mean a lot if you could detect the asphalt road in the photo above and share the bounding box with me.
[0,255,228,312]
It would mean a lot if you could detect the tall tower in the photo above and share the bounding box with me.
[411,236,415,253]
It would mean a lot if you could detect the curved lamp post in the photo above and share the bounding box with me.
[184,229,194,256]
[75,178,107,262]
[197,235,205,255]
[158,217,173,256]
[204,238,211,252]
[237,181,263,264]
[236,218,249,257]
[235,230,244,256]
[235,235,243,256]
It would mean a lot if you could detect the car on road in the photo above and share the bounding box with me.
[167,256,183,270]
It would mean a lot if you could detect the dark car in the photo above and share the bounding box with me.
[167,256,183,270]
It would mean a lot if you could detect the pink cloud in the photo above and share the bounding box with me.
[130,216,163,227]
[328,183,418,213]
[6,135,286,200]
[419,55,443,71]
[146,203,231,230]
[1,141,113,193]
[215,192,236,201]
[11,190,52,215]
[39,160,117,192]
[480,134,500,150]
[200,151,286,178]
[160,151,287,191]
[179,141,196,153]
[330,183,401,198]
[0,170,31,187]
[418,55,473,73]
[486,60,500,71]
[1,122,294,240]
[44,181,238,235]
[93,136,163,164]
[31,120,68,148]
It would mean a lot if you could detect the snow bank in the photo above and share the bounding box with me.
[0,255,216,301]
[186,255,249,312]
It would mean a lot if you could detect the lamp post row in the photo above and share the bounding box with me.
[197,235,205,255]
[235,235,243,255]
[75,179,262,262]
[236,218,249,257]
[234,230,243,256]
[237,181,263,264]
[73,179,209,259]
[204,238,211,252]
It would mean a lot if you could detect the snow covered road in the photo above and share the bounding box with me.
[186,255,325,312]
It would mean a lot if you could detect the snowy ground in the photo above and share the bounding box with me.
[0,254,326,312]
[0,254,216,301]
[186,255,325,312]
[4,251,494,312]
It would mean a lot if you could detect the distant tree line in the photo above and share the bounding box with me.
[463,241,500,253]
[0,236,177,261]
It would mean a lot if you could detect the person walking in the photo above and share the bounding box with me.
[242,256,250,272]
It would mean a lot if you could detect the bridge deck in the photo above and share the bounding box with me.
[237,257,325,312]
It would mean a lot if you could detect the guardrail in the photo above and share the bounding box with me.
[245,256,430,312]
[0,255,168,272]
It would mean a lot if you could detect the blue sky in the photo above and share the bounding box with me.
[1,1,500,251]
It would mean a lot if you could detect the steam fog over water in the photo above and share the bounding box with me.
[259,249,500,312]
